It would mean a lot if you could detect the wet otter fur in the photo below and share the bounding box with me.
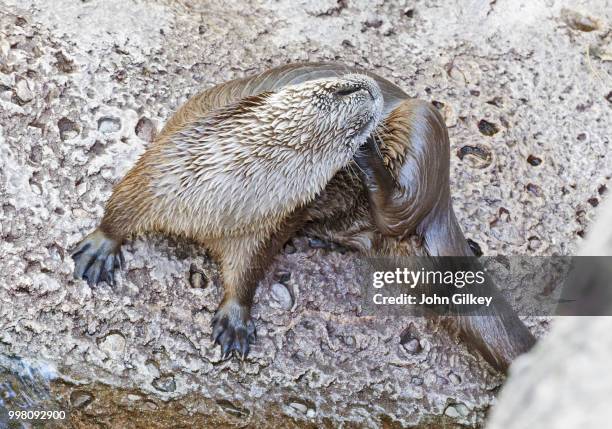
[72,73,384,358]
[72,63,535,371]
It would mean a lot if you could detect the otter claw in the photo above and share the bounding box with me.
[211,302,256,360]
[114,250,125,270]
[71,229,122,287]
[211,314,228,344]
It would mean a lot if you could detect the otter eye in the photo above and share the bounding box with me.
[334,86,361,97]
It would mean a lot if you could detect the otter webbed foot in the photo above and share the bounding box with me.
[211,299,256,359]
[71,229,123,287]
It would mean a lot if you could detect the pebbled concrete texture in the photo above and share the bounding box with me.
[487,194,612,429]
[0,0,609,427]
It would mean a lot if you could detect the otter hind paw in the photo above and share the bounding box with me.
[71,229,123,287]
[211,302,256,360]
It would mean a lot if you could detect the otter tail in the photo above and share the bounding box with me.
[421,199,536,372]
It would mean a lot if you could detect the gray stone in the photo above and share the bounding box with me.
[152,376,176,393]
[0,0,609,427]
[97,116,121,134]
[135,116,156,142]
[448,371,462,385]
[401,338,422,354]
[445,403,470,418]
[98,333,126,360]
[14,78,33,103]
[70,390,94,409]
[289,402,308,413]
[270,282,293,310]
[487,196,612,429]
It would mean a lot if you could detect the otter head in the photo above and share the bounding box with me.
[264,74,384,158]
[159,74,384,225]
[239,74,384,208]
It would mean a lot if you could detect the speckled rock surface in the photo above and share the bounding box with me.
[0,0,609,428]
[487,193,612,429]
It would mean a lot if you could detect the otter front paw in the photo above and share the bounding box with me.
[211,300,256,359]
[71,229,123,287]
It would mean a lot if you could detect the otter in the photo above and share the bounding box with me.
[71,63,534,371]
[72,73,384,357]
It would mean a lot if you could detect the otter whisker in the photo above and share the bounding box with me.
[349,153,368,179]
[373,130,385,160]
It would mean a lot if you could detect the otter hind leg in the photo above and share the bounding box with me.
[71,229,123,287]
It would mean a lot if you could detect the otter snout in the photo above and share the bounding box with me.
[332,74,383,145]
[342,74,383,124]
